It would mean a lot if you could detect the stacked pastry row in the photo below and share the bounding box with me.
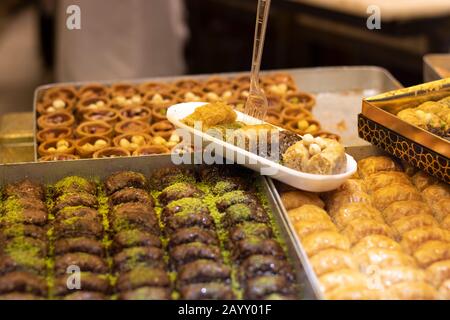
[201,166,298,299]
[281,156,450,300]
[0,181,49,300]
[104,172,171,300]
[35,73,337,161]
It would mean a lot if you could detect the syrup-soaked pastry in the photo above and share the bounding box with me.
[53,192,98,213]
[112,230,162,253]
[158,182,203,205]
[302,231,351,257]
[232,237,285,261]
[3,197,47,213]
[109,188,154,207]
[351,235,402,256]
[63,291,107,300]
[411,171,439,191]
[54,253,108,275]
[0,224,47,241]
[170,243,222,267]
[1,207,48,226]
[53,176,97,196]
[177,260,231,286]
[326,190,372,215]
[113,247,165,273]
[239,255,294,282]
[149,167,195,191]
[211,177,250,196]
[413,240,450,268]
[53,216,103,240]
[333,203,384,230]
[357,248,417,273]
[364,171,412,194]
[294,219,337,239]
[318,269,368,293]
[53,272,111,296]
[162,198,209,221]
[1,236,48,258]
[4,180,45,201]
[179,282,234,300]
[54,237,105,257]
[222,203,269,227]
[55,206,101,223]
[309,249,357,277]
[118,287,171,300]
[116,267,170,292]
[104,171,148,195]
[0,292,41,300]
[371,183,422,211]
[425,259,450,287]
[441,215,450,231]
[438,279,450,300]
[110,202,159,235]
[383,200,433,224]
[228,222,273,242]
[391,214,438,237]
[0,254,46,276]
[216,190,259,212]
[335,179,367,194]
[288,205,331,224]
[342,218,394,245]
[165,211,215,233]
[280,190,325,211]
[245,275,294,300]
[421,184,450,205]
[400,227,448,254]
[325,285,382,300]
[357,156,402,179]
[376,266,426,288]
[0,272,47,296]
[430,198,450,222]
[387,281,437,300]
[168,227,218,248]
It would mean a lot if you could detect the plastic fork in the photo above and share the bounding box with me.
[244,0,271,122]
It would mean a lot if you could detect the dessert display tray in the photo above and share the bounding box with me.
[0,153,319,300]
[359,78,450,183]
[424,54,450,82]
[33,66,401,161]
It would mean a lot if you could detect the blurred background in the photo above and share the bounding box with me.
[0,0,449,115]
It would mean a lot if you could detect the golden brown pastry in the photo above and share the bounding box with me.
[365,171,412,194]
[357,248,417,273]
[326,190,372,215]
[357,156,402,179]
[422,184,450,206]
[325,285,382,300]
[342,218,394,245]
[413,240,450,268]
[411,171,439,191]
[376,266,426,288]
[430,198,450,222]
[438,279,450,300]
[425,259,450,287]
[280,190,324,211]
[318,269,368,293]
[294,220,337,239]
[384,200,433,224]
[387,281,437,300]
[441,215,450,231]
[335,179,367,194]
[333,203,384,230]
[309,249,357,277]
[182,102,236,131]
[302,231,351,257]
[401,227,448,254]
[351,235,402,256]
[288,205,331,224]
[371,183,422,211]
[391,214,438,237]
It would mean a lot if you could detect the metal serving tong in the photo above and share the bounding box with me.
[244,0,271,121]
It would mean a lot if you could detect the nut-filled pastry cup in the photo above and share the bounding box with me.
[78,83,110,100]
[42,86,77,103]
[82,108,120,124]
[114,119,151,135]
[113,133,153,153]
[75,135,111,158]
[132,145,170,156]
[75,120,113,138]
[76,96,111,114]
[37,127,73,143]
[173,78,202,91]
[283,92,316,111]
[37,111,75,129]
[118,105,152,123]
[37,97,75,115]
[138,81,174,95]
[150,120,175,140]
[92,146,130,158]
[38,138,75,157]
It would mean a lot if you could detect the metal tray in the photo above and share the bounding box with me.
[0,153,317,300]
[424,54,450,82]
[267,145,389,300]
[33,66,401,160]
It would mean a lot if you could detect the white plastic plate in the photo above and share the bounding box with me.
[167,102,357,192]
